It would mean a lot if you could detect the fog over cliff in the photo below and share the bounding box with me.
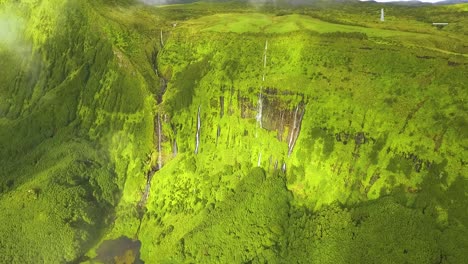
[0,11,30,57]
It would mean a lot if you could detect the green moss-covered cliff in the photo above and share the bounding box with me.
[0,0,466,263]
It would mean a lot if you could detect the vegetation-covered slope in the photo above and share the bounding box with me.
[0,0,156,261]
[0,0,466,263]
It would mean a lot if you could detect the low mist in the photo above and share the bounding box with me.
[0,11,31,57]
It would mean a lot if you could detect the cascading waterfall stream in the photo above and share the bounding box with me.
[288,106,299,153]
[256,40,268,130]
[288,103,305,157]
[255,40,268,161]
[160,30,164,47]
[256,93,263,129]
[157,113,162,170]
[195,105,201,154]
[136,33,170,237]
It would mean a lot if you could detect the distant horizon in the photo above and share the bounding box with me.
[360,0,449,3]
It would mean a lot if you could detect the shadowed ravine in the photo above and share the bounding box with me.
[136,47,168,236]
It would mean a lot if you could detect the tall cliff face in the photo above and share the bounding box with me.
[0,1,157,262]
[137,10,466,262]
[0,0,466,263]
[154,27,466,205]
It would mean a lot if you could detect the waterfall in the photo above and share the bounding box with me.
[136,45,170,225]
[257,40,268,129]
[195,105,201,154]
[160,30,164,47]
[289,109,304,156]
[256,93,263,128]
[157,113,162,169]
[288,104,305,157]
[278,111,284,141]
[288,106,299,153]
[258,152,262,167]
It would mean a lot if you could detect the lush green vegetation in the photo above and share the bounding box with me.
[0,0,466,263]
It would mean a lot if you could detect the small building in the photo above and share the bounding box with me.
[432,23,449,29]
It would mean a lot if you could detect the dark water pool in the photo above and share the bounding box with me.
[95,236,144,264]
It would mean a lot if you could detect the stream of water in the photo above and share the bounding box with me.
[136,46,168,236]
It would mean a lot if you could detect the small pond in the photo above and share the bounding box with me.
[95,236,144,264]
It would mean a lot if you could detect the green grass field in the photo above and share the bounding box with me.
[184,12,467,56]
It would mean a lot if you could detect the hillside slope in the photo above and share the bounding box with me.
[0,0,466,263]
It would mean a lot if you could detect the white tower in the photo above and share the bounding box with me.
[380,8,385,22]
